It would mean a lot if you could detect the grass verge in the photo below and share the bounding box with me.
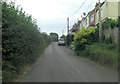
[79,43,118,71]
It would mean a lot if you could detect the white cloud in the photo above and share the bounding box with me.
[9,0,106,36]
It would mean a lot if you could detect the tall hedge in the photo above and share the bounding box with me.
[65,34,74,46]
[2,1,53,82]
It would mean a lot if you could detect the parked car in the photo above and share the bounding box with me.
[58,38,65,46]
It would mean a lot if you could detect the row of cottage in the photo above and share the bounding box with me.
[69,0,120,34]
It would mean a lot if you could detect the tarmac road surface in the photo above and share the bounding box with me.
[22,42,118,82]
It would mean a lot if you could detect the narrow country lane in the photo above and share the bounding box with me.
[22,42,118,82]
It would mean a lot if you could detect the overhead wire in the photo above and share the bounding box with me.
[69,0,88,29]
[69,0,116,29]
[69,0,100,29]
[85,0,94,14]
[69,0,87,17]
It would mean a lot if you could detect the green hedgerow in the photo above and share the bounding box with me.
[2,1,56,82]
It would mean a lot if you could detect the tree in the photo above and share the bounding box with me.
[60,35,65,38]
[50,32,59,42]
[65,34,74,46]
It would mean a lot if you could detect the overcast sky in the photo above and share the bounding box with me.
[12,0,106,37]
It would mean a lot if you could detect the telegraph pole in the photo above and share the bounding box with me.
[62,30,64,36]
[67,17,69,35]
[98,0,102,42]
[117,2,120,82]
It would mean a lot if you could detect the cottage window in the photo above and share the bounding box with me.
[86,19,87,25]
[91,13,94,23]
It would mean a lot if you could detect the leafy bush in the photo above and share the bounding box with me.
[101,33,105,42]
[102,18,118,30]
[102,18,111,30]
[65,34,74,46]
[2,1,55,82]
[73,27,98,55]
[118,16,120,27]
[103,36,112,44]
[115,18,118,27]
[109,19,116,29]
[60,35,65,38]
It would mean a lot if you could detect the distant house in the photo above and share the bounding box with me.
[80,6,97,29]
[69,23,77,34]
[88,9,96,28]
[77,20,82,31]
[87,3,100,28]
[75,20,81,32]
[70,0,119,34]
[80,20,83,30]
[95,0,119,26]
[69,20,81,34]
[80,17,85,30]
[83,15,89,28]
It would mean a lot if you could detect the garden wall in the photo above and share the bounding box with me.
[104,27,118,44]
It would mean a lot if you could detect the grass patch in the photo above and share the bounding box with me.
[79,43,118,71]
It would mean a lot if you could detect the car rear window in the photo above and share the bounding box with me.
[59,38,64,41]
